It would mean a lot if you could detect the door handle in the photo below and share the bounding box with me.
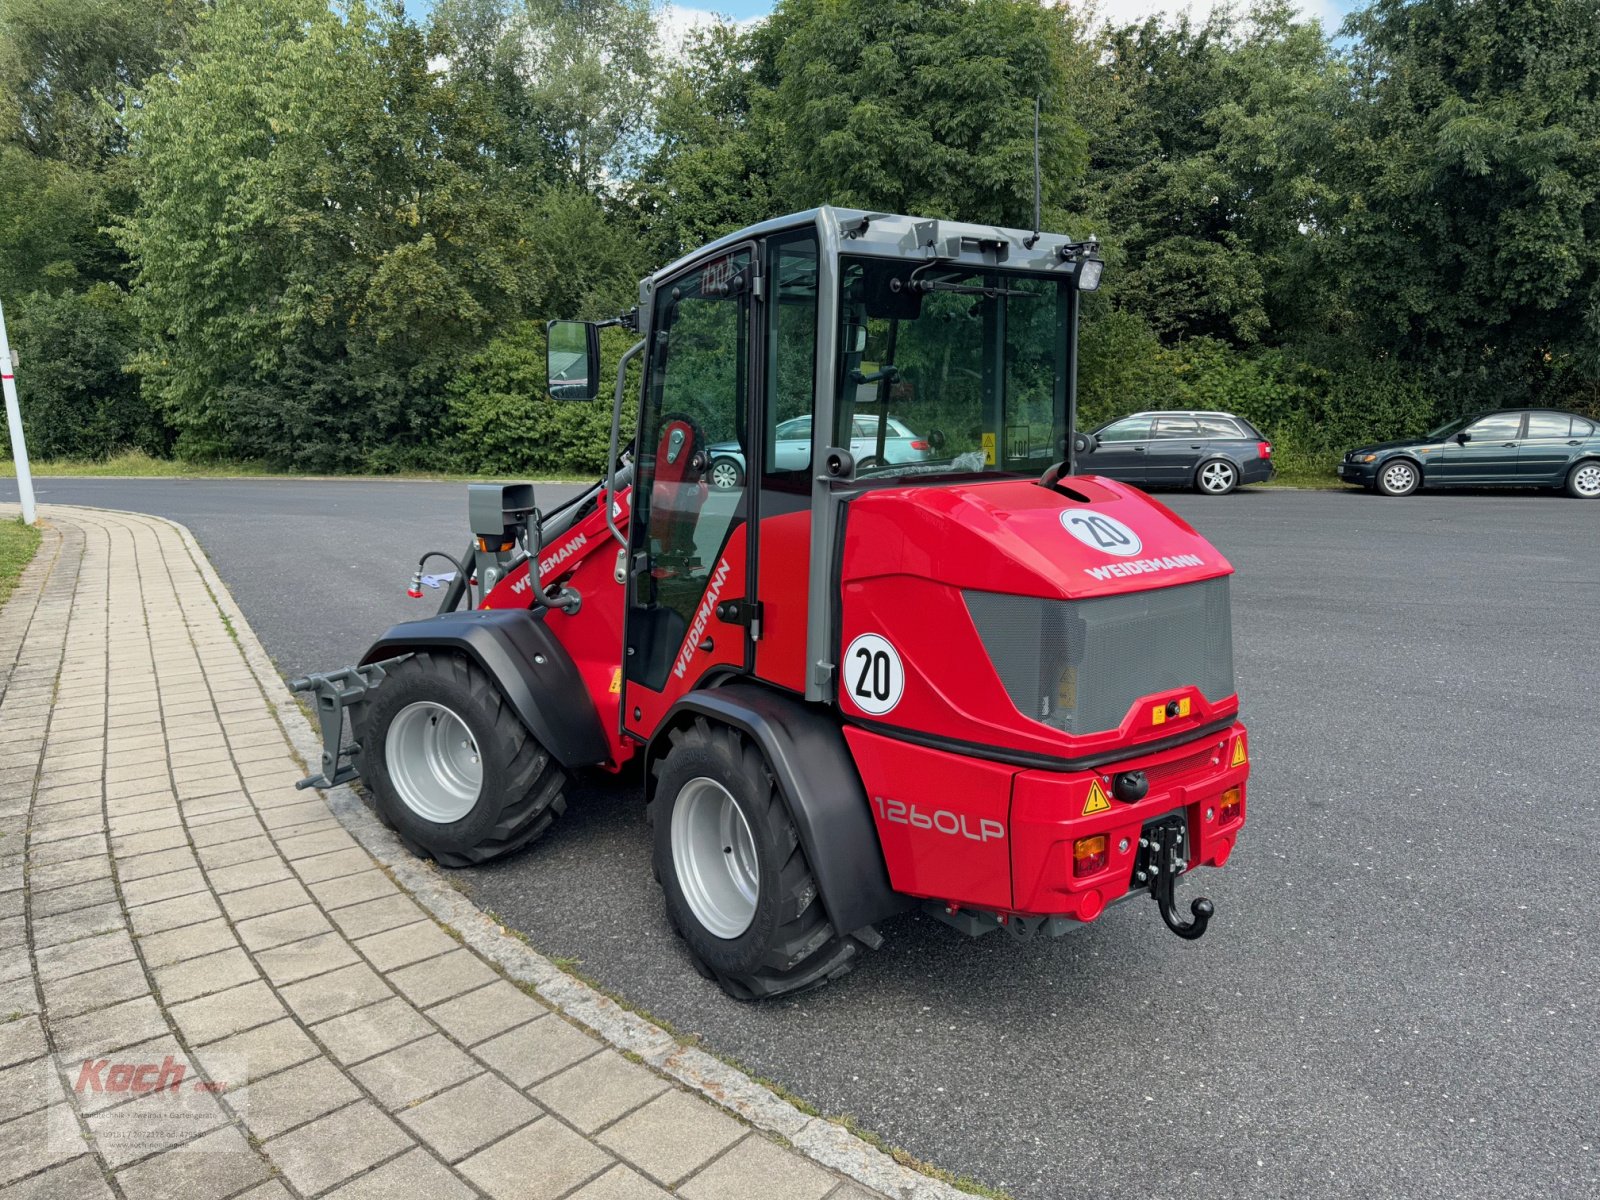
[1189,444,1202,449]
[1502,442,1517,447]
[1132,447,1146,453]
[1570,440,1583,446]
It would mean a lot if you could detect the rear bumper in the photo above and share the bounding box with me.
[1240,458,1276,485]
[844,724,1249,922]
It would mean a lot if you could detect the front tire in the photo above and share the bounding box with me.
[1565,460,1600,499]
[651,719,864,1000]
[1376,458,1422,497]
[1195,459,1239,495]
[356,651,568,867]
[708,457,744,490]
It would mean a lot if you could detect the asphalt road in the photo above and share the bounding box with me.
[6,475,1598,1200]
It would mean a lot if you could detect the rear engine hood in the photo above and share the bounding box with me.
[842,475,1231,597]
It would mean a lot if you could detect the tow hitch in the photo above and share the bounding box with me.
[1133,813,1214,941]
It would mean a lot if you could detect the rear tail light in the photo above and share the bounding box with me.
[1257,441,1272,460]
[1073,834,1109,877]
[910,439,930,451]
[1219,786,1242,824]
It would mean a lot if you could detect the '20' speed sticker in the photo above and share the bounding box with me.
[843,633,904,716]
[1060,509,1143,557]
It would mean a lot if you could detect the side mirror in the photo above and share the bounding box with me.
[1455,431,1471,445]
[546,320,601,402]
[1073,431,1099,455]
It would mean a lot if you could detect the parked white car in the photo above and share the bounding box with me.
[707,414,930,488]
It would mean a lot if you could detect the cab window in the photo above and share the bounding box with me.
[1098,417,1152,442]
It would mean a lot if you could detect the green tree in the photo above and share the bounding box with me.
[767,0,1090,226]
[1081,3,1340,346]
[120,0,541,469]
[1331,0,1600,411]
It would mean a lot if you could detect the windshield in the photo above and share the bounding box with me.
[835,257,1069,482]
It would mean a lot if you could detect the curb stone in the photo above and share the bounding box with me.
[156,507,980,1200]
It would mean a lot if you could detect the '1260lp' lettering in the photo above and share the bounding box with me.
[873,797,1004,842]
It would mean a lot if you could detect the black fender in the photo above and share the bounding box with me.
[360,609,610,770]
[647,682,908,936]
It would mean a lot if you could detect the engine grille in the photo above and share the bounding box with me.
[963,577,1235,736]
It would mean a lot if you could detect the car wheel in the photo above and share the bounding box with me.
[1195,459,1239,495]
[856,456,881,472]
[708,457,744,491]
[1565,460,1600,499]
[1375,459,1422,497]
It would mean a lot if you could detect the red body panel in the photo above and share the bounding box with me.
[845,721,1247,918]
[752,510,810,692]
[480,487,635,770]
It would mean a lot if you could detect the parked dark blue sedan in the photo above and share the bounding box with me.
[1338,409,1600,498]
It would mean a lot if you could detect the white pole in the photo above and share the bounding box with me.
[0,296,37,526]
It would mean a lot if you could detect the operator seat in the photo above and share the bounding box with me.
[649,414,711,568]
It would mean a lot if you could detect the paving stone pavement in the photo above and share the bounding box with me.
[0,506,901,1200]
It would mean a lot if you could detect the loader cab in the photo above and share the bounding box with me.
[605,208,1103,741]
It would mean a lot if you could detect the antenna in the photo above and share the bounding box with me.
[1025,98,1042,249]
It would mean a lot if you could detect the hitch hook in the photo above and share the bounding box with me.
[1140,818,1214,940]
[1156,891,1214,941]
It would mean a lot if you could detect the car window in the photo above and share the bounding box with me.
[887,418,913,438]
[777,416,811,440]
[1152,416,1201,438]
[1467,413,1523,441]
[1574,418,1597,438]
[1526,413,1573,438]
[1098,417,1152,442]
[1197,417,1244,438]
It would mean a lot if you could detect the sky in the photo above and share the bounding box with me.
[404,0,1364,39]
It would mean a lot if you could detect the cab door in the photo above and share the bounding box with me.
[623,246,758,739]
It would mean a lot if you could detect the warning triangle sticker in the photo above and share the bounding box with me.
[1082,779,1111,816]
[1231,739,1248,768]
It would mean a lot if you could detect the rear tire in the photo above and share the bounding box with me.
[1376,458,1422,497]
[651,719,864,1000]
[356,651,568,867]
[1195,459,1239,495]
[1565,460,1600,498]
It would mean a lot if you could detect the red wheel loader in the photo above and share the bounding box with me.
[293,208,1251,1000]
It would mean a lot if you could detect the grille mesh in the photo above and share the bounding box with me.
[963,578,1235,736]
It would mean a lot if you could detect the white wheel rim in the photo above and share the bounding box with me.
[711,462,739,489]
[671,777,759,940]
[1383,463,1415,493]
[386,701,482,823]
[1575,464,1600,497]
[1201,462,1235,493]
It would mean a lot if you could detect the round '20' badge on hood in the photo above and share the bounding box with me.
[1060,509,1143,557]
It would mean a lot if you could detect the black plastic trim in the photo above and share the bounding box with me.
[844,713,1240,773]
[359,609,611,770]
[647,683,907,935]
